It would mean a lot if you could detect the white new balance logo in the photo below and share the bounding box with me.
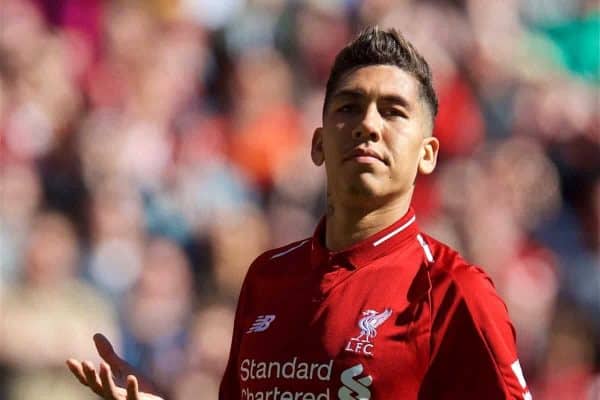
[338,364,372,400]
[247,315,276,333]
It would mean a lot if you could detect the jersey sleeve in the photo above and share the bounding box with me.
[419,264,532,400]
[219,258,256,399]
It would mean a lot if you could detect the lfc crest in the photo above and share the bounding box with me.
[345,308,393,356]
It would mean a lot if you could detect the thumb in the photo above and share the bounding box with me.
[93,333,123,367]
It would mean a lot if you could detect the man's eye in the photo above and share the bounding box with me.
[337,104,357,113]
[381,108,408,119]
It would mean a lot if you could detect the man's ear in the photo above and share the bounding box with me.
[311,128,325,166]
[418,136,439,175]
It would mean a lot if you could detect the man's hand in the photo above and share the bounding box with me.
[66,333,164,400]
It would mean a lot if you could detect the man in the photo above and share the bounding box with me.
[67,27,532,399]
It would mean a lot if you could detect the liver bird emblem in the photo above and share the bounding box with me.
[353,308,393,343]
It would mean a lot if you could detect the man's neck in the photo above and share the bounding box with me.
[325,192,412,251]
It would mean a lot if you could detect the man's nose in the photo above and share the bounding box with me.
[352,104,382,141]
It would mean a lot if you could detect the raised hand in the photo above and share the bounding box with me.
[66,334,164,400]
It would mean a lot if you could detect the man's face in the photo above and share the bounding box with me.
[312,65,439,206]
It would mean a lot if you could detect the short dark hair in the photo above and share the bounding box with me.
[324,26,438,120]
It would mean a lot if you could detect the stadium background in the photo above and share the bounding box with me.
[0,0,598,398]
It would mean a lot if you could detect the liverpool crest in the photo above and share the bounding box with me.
[345,308,393,356]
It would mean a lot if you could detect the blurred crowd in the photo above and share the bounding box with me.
[0,0,598,399]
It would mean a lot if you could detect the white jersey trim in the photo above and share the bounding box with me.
[271,239,310,259]
[417,233,434,262]
[372,215,416,247]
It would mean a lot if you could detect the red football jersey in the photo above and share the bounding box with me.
[220,208,532,399]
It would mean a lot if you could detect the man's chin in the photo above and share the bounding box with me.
[328,171,397,203]
[346,177,386,200]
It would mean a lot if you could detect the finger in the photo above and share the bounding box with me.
[126,375,140,400]
[94,333,129,384]
[66,359,88,386]
[82,361,103,395]
[99,361,120,399]
[94,333,122,366]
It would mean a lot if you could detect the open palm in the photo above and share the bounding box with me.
[66,334,165,400]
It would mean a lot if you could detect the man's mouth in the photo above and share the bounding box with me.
[343,148,387,165]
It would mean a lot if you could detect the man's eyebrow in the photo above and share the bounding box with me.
[331,89,411,108]
[379,94,411,108]
[330,89,367,99]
